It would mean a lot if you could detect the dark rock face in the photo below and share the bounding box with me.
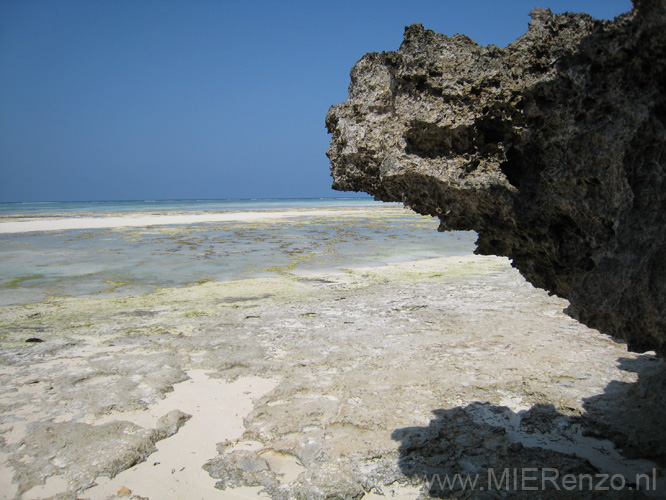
[326,0,666,356]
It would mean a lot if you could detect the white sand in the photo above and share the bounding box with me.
[0,209,377,233]
[18,370,277,500]
[7,368,424,500]
[0,464,16,500]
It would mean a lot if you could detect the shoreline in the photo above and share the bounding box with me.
[0,207,397,234]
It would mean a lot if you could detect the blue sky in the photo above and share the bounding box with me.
[0,0,632,202]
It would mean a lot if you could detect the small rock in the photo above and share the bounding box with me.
[117,486,132,496]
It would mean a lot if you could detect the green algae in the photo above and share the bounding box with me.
[188,279,213,286]
[263,252,319,275]
[120,326,173,336]
[183,310,214,318]
[5,274,45,288]
[0,258,507,346]
[230,304,259,310]
[0,274,311,346]
[343,256,510,285]
[105,279,132,287]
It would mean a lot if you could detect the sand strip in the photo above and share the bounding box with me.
[18,370,277,500]
[0,209,380,234]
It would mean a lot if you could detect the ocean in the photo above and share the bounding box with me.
[0,198,477,306]
[0,198,384,216]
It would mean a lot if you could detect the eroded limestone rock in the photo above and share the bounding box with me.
[9,410,190,496]
[326,0,666,355]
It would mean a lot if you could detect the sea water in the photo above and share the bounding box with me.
[0,199,477,306]
[0,198,383,216]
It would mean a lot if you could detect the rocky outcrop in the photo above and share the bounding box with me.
[326,0,666,356]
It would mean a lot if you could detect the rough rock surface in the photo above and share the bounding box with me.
[2,211,665,499]
[10,410,190,496]
[326,0,666,355]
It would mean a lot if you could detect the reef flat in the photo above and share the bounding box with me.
[1,206,663,498]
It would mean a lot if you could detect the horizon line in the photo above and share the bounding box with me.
[0,196,375,205]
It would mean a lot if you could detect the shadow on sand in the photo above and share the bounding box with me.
[392,354,665,499]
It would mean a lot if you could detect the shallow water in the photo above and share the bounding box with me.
[0,200,477,305]
[0,197,382,216]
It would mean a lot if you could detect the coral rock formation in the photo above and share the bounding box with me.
[326,0,666,355]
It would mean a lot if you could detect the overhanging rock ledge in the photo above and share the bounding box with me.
[326,0,666,356]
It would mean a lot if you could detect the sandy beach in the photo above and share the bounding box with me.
[1,210,664,499]
[0,208,380,234]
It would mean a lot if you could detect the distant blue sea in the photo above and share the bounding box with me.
[0,197,384,216]
[0,198,477,306]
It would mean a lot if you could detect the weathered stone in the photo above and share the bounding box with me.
[8,410,190,495]
[117,485,132,496]
[326,0,666,356]
[203,450,279,491]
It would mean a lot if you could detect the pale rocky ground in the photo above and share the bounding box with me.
[1,254,664,499]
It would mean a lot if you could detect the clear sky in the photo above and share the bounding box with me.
[0,0,633,202]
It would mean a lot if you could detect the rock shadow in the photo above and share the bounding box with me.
[391,354,665,499]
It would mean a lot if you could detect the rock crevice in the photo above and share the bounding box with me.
[326,0,666,355]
